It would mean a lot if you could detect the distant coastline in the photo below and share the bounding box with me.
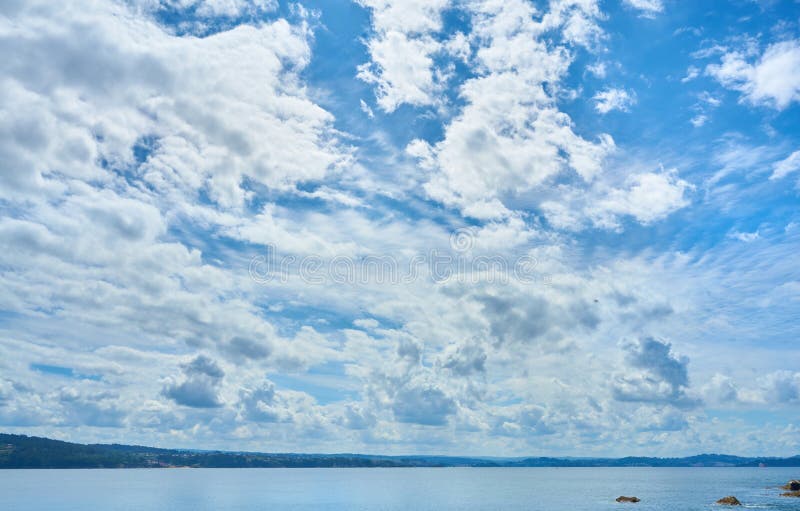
[2,433,800,469]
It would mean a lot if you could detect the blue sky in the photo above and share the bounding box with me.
[0,0,799,456]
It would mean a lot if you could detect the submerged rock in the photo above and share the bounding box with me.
[781,491,800,498]
[782,480,800,491]
[716,496,741,506]
[616,496,640,503]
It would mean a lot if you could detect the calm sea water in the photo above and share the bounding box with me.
[1,467,797,510]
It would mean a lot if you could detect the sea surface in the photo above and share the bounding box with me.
[1,467,798,510]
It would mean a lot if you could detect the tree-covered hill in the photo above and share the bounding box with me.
[1,433,799,469]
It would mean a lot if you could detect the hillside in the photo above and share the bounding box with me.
[2,434,799,469]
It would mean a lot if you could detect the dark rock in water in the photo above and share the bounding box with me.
[782,480,800,491]
[782,491,800,498]
[616,496,640,503]
[716,496,741,506]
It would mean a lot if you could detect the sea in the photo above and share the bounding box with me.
[1,467,797,510]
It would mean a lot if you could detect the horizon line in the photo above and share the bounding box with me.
[4,432,799,461]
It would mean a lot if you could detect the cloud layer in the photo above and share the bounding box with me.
[0,0,798,457]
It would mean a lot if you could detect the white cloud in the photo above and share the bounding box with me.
[690,114,708,127]
[707,40,800,110]
[759,371,800,404]
[598,171,691,223]
[770,150,800,180]
[0,0,797,458]
[612,337,700,409]
[356,0,450,112]
[360,99,375,118]
[682,65,700,83]
[543,168,692,230]
[594,88,636,114]
[163,355,226,408]
[408,0,613,220]
[0,1,350,208]
[587,61,607,78]
[702,374,740,405]
[727,230,760,243]
[622,0,664,18]
[193,0,278,18]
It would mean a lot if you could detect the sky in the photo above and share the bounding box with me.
[0,0,799,457]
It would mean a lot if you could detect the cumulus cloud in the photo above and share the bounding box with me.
[409,0,614,220]
[702,374,740,404]
[58,388,127,428]
[594,171,692,224]
[476,291,598,347]
[239,382,286,422]
[759,371,800,404]
[163,355,225,408]
[341,403,377,430]
[613,337,700,409]
[392,384,456,426]
[441,340,487,377]
[133,0,279,19]
[222,336,272,363]
[356,0,450,112]
[594,88,636,113]
[0,0,796,457]
[542,168,692,230]
[0,0,348,207]
[707,40,800,110]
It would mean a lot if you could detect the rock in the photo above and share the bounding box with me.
[716,496,741,506]
[616,496,640,503]
[782,480,800,491]
[781,491,800,498]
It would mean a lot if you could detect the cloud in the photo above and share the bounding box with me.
[475,290,598,347]
[587,61,607,78]
[0,0,797,457]
[340,403,377,430]
[135,0,279,19]
[727,230,760,242]
[594,171,691,224]
[239,382,286,422]
[622,0,664,18]
[222,336,272,363]
[191,0,278,18]
[613,337,701,409]
[490,405,556,437]
[770,150,800,180]
[359,99,375,119]
[634,408,690,432]
[356,0,450,112]
[0,0,348,207]
[702,374,740,404]
[163,355,225,408]
[543,168,692,230]
[707,40,800,110]
[441,340,487,377]
[682,65,700,83]
[594,88,636,114]
[392,383,456,426]
[408,0,613,220]
[690,114,708,127]
[58,388,127,428]
[759,371,800,404]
